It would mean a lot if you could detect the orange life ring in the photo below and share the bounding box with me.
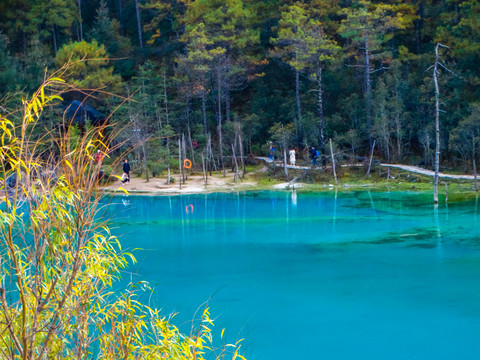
[186,204,194,214]
[184,159,192,169]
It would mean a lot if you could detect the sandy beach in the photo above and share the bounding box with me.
[102,171,260,195]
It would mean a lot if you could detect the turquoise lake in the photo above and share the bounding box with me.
[105,191,480,360]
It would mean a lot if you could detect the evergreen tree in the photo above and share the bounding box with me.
[272,3,339,153]
[339,0,416,145]
[55,40,122,94]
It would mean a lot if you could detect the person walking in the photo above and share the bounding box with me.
[289,148,296,166]
[123,159,131,183]
[310,146,318,167]
[269,144,276,162]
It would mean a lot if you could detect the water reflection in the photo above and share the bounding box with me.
[104,191,480,360]
[104,190,480,249]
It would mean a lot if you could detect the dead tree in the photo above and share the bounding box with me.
[330,138,337,185]
[430,43,452,204]
[231,144,240,183]
[366,139,376,179]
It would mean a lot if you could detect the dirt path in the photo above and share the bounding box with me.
[256,156,478,180]
[381,163,476,180]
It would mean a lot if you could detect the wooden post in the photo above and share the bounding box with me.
[182,134,187,181]
[178,138,182,189]
[474,159,478,192]
[202,153,207,186]
[366,139,376,179]
[330,138,337,185]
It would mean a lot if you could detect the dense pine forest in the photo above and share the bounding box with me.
[0,0,479,175]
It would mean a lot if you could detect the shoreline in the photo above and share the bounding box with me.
[101,172,479,202]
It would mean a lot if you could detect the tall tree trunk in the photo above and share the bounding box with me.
[295,67,301,143]
[238,132,245,177]
[118,0,124,35]
[232,144,239,183]
[182,134,187,182]
[163,71,169,125]
[207,133,215,175]
[316,62,326,166]
[225,80,231,122]
[187,122,195,167]
[178,139,182,189]
[166,142,171,184]
[395,112,402,161]
[433,43,441,204]
[22,30,27,54]
[77,0,83,41]
[366,139,376,178]
[52,25,58,55]
[135,0,143,49]
[364,29,373,146]
[141,141,149,182]
[217,65,225,176]
[201,86,207,134]
[283,147,288,179]
[394,85,402,161]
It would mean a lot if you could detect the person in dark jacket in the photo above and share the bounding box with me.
[123,159,131,183]
[309,146,317,166]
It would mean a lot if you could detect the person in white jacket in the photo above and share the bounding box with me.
[289,148,296,166]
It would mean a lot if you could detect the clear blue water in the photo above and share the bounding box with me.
[105,191,480,360]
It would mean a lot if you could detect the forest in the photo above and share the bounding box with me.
[0,0,479,177]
